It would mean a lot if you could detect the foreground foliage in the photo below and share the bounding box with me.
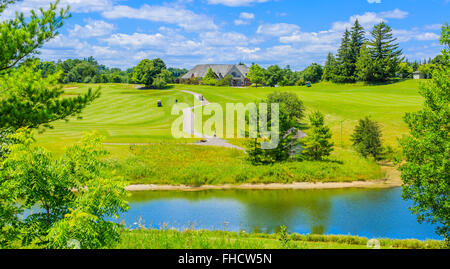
[0,61,100,130]
[401,24,450,242]
[0,130,128,249]
[115,229,444,249]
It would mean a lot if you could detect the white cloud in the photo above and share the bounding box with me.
[367,0,381,3]
[424,24,443,30]
[69,20,114,38]
[234,12,255,26]
[234,19,249,26]
[331,9,408,31]
[207,0,270,7]
[393,29,440,42]
[200,31,249,46]
[102,4,217,31]
[103,33,167,48]
[0,0,113,19]
[380,9,408,19]
[280,31,341,45]
[240,12,255,20]
[257,23,300,36]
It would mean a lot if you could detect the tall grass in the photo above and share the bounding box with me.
[114,229,444,249]
[107,143,383,185]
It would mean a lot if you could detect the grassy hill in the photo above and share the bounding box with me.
[33,80,425,185]
[176,80,424,147]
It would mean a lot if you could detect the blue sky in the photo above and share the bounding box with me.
[2,0,449,70]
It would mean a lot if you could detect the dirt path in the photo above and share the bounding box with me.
[180,90,245,151]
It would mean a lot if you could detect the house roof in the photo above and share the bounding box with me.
[283,127,307,139]
[181,64,249,80]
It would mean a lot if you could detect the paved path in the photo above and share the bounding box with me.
[180,90,245,151]
[102,89,245,151]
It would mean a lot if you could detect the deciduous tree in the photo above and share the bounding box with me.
[247,64,265,87]
[400,24,449,242]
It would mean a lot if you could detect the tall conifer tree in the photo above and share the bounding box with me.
[367,22,403,82]
[335,29,354,82]
[349,19,366,77]
[322,53,337,81]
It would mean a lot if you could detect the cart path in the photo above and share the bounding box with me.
[102,89,244,151]
[180,90,245,151]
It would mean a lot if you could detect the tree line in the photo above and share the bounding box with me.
[35,57,188,86]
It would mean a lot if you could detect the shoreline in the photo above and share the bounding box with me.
[125,164,403,192]
[125,179,402,192]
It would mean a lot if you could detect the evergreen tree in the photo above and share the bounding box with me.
[201,67,217,85]
[322,53,337,81]
[334,29,355,82]
[351,117,383,159]
[349,19,366,76]
[0,1,100,131]
[366,22,403,82]
[0,1,70,71]
[302,111,334,160]
[355,43,374,82]
[400,24,450,242]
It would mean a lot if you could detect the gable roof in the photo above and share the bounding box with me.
[181,64,249,80]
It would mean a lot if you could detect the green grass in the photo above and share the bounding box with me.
[34,80,424,184]
[114,229,443,249]
[176,80,425,148]
[108,143,382,185]
[35,83,196,155]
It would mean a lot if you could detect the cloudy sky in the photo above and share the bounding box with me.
[2,0,448,70]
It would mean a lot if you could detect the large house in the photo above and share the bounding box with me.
[182,64,250,86]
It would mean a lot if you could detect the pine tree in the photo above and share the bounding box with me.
[334,29,354,82]
[367,22,403,82]
[322,52,337,81]
[302,111,334,161]
[351,117,383,159]
[201,67,217,85]
[0,1,100,131]
[356,43,374,82]
[349,19,366,76]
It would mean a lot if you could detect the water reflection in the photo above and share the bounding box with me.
[122,188,440,240]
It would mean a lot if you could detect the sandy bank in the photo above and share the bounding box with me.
[125,179,402,192]
[125,164,403,192]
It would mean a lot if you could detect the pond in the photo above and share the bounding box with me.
[119,187,441,240]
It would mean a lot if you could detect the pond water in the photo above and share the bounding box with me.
[119,187,441,240]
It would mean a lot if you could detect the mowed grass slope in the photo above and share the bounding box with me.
[177,80,424,147]
[33,80,424,185]
[36,83,195,154]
